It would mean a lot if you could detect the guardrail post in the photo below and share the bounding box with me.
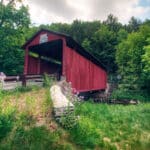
[21,75,26,87]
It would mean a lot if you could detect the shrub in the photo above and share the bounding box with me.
[111,88,150,102]
[59,108,77,130]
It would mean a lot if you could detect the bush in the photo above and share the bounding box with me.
[111,88,150,102]
[59,108,77,129]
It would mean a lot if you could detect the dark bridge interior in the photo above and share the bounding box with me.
[28,39,63,78]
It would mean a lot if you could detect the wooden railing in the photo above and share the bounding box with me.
[0,76,21,90]
[4,76,20,82]
[20,74,43,86]
[0,74,58,90]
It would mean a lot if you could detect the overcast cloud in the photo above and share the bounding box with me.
[24,0,150,25]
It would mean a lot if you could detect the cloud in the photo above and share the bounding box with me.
[24,0,150,25]
[29,0,76,19]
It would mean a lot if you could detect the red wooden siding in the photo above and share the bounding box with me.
[64,47,107,92]
[27,56,38,74]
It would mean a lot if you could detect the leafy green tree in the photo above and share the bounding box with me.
[0,0,30,75]
[116,25,150,90]
[117,29,128,43]
[39,23,71,35]
[82,38,92,53]
[142,38,150,91]
[69,20,85,43]
[142,38,150,73]
[80,20,101,41]
[70,20,101,44]
[91,25,118,73]
[127,17,141,32]
[103,14,122,32]
[142,19,150,26]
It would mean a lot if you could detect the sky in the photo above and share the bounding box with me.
[23,0,150,25]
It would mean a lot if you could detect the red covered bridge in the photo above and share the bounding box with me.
[22,29,107,93]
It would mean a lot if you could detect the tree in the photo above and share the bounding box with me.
[103,14,122,32]
[142,38,150,91]
[127,17,141,32]
[117,29,128,43]
[70,20,101,44]
[91,25,118,73]
[0,0,30,75]
[82,38,92,53]
[39,23,71,35]
[116,25,150,90]
[142,38,150,73]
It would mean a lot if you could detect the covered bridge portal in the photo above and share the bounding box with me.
[22,29,107,93]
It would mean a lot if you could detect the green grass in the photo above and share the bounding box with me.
[0,87,75,150]
[0,87,150,150]
[69,102,150,150]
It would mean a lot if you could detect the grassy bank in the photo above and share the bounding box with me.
[70,102,150,150]
[0,87,75,150]
[0,87,150,150]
